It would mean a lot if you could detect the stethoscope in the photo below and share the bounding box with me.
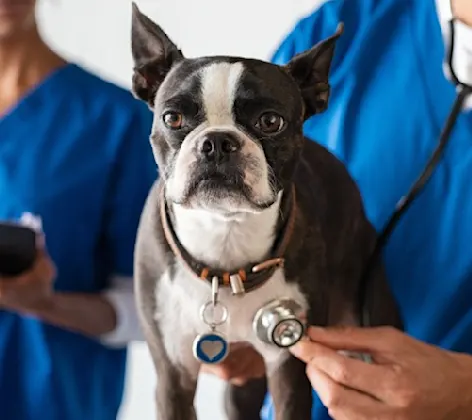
[358,18,472,327]
[252,19,472,350]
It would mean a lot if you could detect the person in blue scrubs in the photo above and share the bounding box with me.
[205,0,472,418]
[0,1,156,420]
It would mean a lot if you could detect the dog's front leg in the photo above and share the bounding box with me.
[154,362,198,420]
[224,377,267,420]
[134,253,198,418]
[267,354,312,420]
[138,318,199,420]
[138,302,199,419]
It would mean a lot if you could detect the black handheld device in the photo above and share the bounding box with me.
[0,222,37,278]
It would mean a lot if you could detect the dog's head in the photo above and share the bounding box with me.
[131,4,343,214]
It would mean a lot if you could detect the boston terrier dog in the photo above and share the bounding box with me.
[131,4,402,420]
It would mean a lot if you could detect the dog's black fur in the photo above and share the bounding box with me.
[131,4,403,419]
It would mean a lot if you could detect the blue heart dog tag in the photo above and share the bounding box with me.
[193,332,229,364]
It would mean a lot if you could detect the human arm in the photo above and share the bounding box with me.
[94,103,157,347]
[0,246,118,337]
[290,326,472,419]
[0,102,156,346]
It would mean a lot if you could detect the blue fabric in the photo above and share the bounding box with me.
[262,0,472,419]
[0,64,156,420]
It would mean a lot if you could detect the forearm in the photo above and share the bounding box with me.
[26,276,144,347]
[31,292,117,338]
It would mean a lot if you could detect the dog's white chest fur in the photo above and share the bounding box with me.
[153,61,308,377]
[155,263,307,377]
[154,194,308,378]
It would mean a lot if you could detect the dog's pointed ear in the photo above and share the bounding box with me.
[131,2,184,107]
[284,22,344,119]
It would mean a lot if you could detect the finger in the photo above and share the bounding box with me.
[0,270,31,284]
[226,346,264,383]
[307,364,385,418]
[225,358,253,384]
[200,363,232,381]
[291,341,392,400]
[230,355,266,386]
[229,341,253,352]
[23,252,55,286]
[200,357,238,381]
[0,277,27,292]
[230,377,248,387]
[306,325,407,356]
[0,274,34,288]
[200,346,253,381]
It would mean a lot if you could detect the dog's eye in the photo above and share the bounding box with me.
[255,112,285,134]
[163,112,183,129]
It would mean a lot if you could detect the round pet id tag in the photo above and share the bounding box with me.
[193,292,230,364]
[192,331,229,364]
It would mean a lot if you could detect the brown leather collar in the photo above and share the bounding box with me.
[160,184,297,294]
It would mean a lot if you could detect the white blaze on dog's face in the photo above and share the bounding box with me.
[157,61,275,213]
[131,4,343,214]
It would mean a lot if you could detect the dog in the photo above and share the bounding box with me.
[131,4,403,419]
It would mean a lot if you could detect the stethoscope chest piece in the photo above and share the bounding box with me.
[252,298,306,348]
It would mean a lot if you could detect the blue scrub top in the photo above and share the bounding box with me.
[0,64,156,420]
[262,0,472,418]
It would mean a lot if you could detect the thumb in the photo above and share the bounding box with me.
[306,325,404,354]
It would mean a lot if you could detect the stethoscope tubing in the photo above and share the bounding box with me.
[357,19,472,327]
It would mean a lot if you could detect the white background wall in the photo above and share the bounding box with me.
[36,1,323,419]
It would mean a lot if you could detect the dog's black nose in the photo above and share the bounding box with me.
[200,132,241,163]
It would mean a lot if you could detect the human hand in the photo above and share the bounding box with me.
[200,342,266,386]
[290,326,472,420]
[0,247,56,314]
[453,0,472,26]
